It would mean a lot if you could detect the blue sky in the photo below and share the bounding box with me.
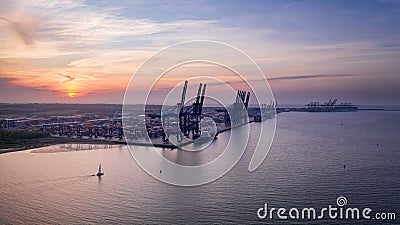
[0,0,399,104]
[94,0,400,43]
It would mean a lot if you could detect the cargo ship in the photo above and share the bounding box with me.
[303,99,358,112]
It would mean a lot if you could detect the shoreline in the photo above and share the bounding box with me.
[0,137,123,154]
[0,123,235,154]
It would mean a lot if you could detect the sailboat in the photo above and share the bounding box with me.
[96,163,104,177]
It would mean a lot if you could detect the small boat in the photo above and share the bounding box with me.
[96,163,104,177]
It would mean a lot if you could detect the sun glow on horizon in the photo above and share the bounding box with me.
[67,92,76,98]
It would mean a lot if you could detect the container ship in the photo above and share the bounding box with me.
[303,99,358,112]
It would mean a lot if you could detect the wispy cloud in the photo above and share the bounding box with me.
[4,17,40,45]
[56,72,99,85]
[0,0,42,45]
[58,73,74,84]
[268,74,357,81]
[161,73,357,90]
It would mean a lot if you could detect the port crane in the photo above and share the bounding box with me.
[179,82,207,140]
[160,80,207,144]
[219,90,251,127]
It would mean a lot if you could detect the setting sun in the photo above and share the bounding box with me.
[67,92,76,98]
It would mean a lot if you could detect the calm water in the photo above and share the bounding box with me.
[0,111,399,224]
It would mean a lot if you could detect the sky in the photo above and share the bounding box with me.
[0,0,399,105]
